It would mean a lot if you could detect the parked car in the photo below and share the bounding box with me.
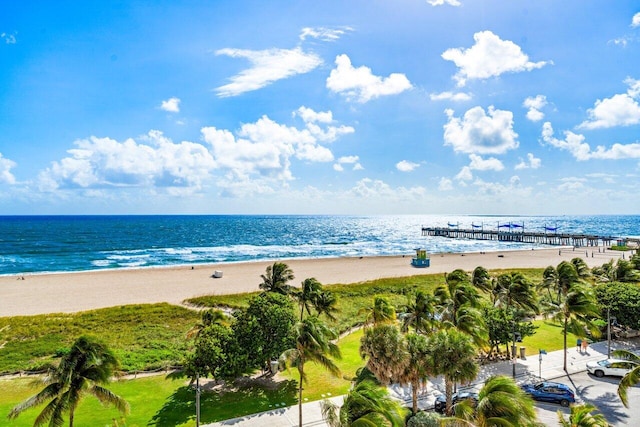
[586,358,637,378]
[434,391,478,413]
[520,381,575,407]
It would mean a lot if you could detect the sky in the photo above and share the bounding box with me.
[1,1,640,215]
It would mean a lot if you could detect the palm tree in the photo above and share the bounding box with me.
[451,375,538,427]
[8,336,129,427]
[361,296,397,326]
[359,324,409,385]
[321,380,407,427]
[294,278,339,321]
[295,277,323,321]
[557,403,609,427]
[403,333,433,415]
[260,261,295,294]
[544,283,601,371]
[494,272,539,367]
[472,266,493,293]
[538,265,559,302]
[186,308,228,340]
[314,290,339,321]
[427,329,479,416]
[400,290,437,334]
[541,261,601,371]
[280,316,341,427]
[571,257,592,279]
[612,349,640,408]
[435,270,487,347]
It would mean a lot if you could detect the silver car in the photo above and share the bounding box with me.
[586,358,637,378]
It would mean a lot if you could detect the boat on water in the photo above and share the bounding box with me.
[411,248,430,268]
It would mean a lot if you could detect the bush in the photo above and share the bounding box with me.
[407,411,442,427]
[596,282,640,329]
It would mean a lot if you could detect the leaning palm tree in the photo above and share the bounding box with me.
[360,296,397,326]
[435,271,487,347]
[8,336,129,427]
[427,329,479,416]
[557,403,609,427]
[259,261,295,294]
[612,349,640,408]
[494,272,539,367]
[186,308,228,340]
[543,283,601,371]
[450,375,538,427]
[280,316,341,427]
[295,277,323,321]
[321,379,407,427]
[400,290,438,334]
[314,290,339,321]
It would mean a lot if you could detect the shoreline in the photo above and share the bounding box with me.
[0,247,631,318]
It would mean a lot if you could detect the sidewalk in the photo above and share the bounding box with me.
[205,338,639,427]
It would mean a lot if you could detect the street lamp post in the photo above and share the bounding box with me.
[607,307,611,358]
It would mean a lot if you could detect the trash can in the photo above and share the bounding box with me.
[520,347,526,359]
[270,360,279,374]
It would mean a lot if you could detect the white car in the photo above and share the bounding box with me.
[586,358,637,378]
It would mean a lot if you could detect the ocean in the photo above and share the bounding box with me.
[0,215,639,276]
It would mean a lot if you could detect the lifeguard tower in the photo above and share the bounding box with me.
[411,248,430,268]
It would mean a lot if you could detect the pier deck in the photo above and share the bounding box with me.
[420,226,635,247]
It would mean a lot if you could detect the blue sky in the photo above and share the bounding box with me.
[1,1,640,215]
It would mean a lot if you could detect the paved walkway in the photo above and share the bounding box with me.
[205,338,640,427]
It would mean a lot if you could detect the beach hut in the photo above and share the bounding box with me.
[411,248,430,268]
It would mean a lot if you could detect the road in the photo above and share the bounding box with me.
[534,371,640,426]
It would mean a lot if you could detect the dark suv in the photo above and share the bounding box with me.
[434,391,478,413]
[520,381,575,407]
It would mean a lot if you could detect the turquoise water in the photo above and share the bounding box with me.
[0,215,638,275]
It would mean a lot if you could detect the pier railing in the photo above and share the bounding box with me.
[421,226,627,247]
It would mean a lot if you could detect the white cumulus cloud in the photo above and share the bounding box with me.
[326,54,413,102]
[215,47,322,97]
[442,31,550,87]
[396,160,420,172]
[515,153,541,170]
[334,155,363,172]
[160,97,181,113]
[0,153,17,184]
[468,154,504,171]
[202,108,353,187]
[1,32,17,44]
[438,177,453,191]
[443,106,519,154]
[523,95,547,122]
[632,12,640,28]
[430,91,472,101]
[578,78,640,129]
[37,131,215,192]
[542,122,640,160]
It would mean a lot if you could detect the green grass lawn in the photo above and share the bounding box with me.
[521,320,580,356]
[0,320,585,426]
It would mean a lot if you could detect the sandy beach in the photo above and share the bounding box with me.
[0,247,630,317]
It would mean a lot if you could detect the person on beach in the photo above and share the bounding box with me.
[577,338,582,352]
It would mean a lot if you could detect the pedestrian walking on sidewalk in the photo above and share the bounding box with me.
[581,339,588,353]
[577,338,582,352]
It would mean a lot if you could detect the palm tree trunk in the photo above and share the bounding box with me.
[445,377,453,416]
[69,408,74,427]
[411,380,418,414]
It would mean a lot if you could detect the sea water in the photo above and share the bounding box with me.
[0,215,638,276]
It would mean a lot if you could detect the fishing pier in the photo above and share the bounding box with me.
[421,222,633,247]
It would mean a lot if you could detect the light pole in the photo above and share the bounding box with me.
[607,307,611,358]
